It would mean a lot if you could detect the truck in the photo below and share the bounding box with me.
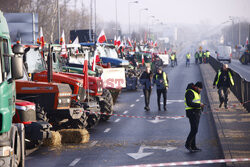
[0,10,25,167]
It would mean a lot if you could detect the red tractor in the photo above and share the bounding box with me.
[21,44,101,128]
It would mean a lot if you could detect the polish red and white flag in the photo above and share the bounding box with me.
[60,30,68,58]
[97,30,107,43]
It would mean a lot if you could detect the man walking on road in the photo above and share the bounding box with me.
[213,64,234,109]
[140,66,153,111]
[185,82,205,153]
[153,67,169,111]
[186,52,191,67]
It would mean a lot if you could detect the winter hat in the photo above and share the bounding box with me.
[195,81,203,89]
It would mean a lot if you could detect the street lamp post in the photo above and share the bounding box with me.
[128,1,138,37]
[139,8,148,32]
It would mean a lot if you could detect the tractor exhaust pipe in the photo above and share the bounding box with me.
[48,44,53,82]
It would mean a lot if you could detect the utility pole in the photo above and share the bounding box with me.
[94,0,96,42]
[57,0,60,43]
[74,0,77,30]
[115,0,118,36]
[90,0,93,42]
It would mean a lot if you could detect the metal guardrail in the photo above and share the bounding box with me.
[209,56,250,112]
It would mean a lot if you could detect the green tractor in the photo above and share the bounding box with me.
[0,11,25,167]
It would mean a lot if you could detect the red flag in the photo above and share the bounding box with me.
[164,48,167,54]
[154,41,157,47]
[142,54,144,65]
[97,30,107,43]
[83,52,88,90]
[114,36,117,46]
[92,51,97,71]
[116,36,121,47]
[127,37,133,47]
[60,30,68,58]
[246,37,249,45]
[40,27,45,48]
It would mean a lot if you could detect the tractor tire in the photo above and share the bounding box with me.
[68,111,88,129]
[85,97,101,129]
[26,104,47,149]
[99,89,113,121]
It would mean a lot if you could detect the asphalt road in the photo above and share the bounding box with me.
[25,51,224,167]
[229,59,250,81]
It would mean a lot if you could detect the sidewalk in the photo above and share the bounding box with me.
[199,64,250,167]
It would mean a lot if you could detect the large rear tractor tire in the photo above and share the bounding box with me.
[99,89,113,121]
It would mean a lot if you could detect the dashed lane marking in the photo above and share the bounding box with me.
[89,141,98,147]
[114,118,121,123]
[123,110,128,114]
[104,128,111,133]
[69,158,81,166]
[130,104,135,107]
[136,99,140,102]
[140,95,144,97]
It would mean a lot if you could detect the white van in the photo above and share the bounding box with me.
[216,46,232,63]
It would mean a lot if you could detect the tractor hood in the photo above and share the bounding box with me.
[100,57,129,67]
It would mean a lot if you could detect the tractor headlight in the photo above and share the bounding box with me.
[58,99,62,104]
[67,98,71,103]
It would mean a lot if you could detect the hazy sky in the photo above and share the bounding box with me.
[80,0,250,25]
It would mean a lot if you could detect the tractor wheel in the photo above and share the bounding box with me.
[26,104,47,149]
[68,111,88,129]
[99,89,113,121]
[85,97,101,129]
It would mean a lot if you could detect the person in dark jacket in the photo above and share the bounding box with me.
[139,66,153,111]
[185,82,205,153]
[213,64,234,109]
[153,67,169,111]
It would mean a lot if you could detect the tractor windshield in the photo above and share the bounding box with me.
[25,48,46,73]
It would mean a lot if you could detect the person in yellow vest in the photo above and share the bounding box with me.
[185,82,205,152]
[206,50,210,63]
[170,53,175,67]
[153,67,169,111]
[213,64,234,109]
[199,51,203,64]
[186,52,191,67]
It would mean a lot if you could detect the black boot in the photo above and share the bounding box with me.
[164,106,167,111]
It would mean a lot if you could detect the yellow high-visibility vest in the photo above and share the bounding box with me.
[184,89,201,110]
[215,70,234,86]
[156,72,168,87]
[206,51,210,58]
[186,54,191,59]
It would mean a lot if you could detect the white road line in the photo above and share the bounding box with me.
[130,104,135,107]
[140,95,144,97]
[114,118,121,123]
[123,110,128,114]
[104,128,111,133]
[69,158,81,166]
[90,141,98,147]
[136,99,140,102]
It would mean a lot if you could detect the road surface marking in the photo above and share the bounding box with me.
[148,116,165,124]
[104,128,111,133]
[140,95,144,97]
[136,99,140,102]
[69,158,81,166]
[114,118,121,123]
[123,110,128,114]
[90,141,98,147]
[130,104,135,107]
[127,145,176,160]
